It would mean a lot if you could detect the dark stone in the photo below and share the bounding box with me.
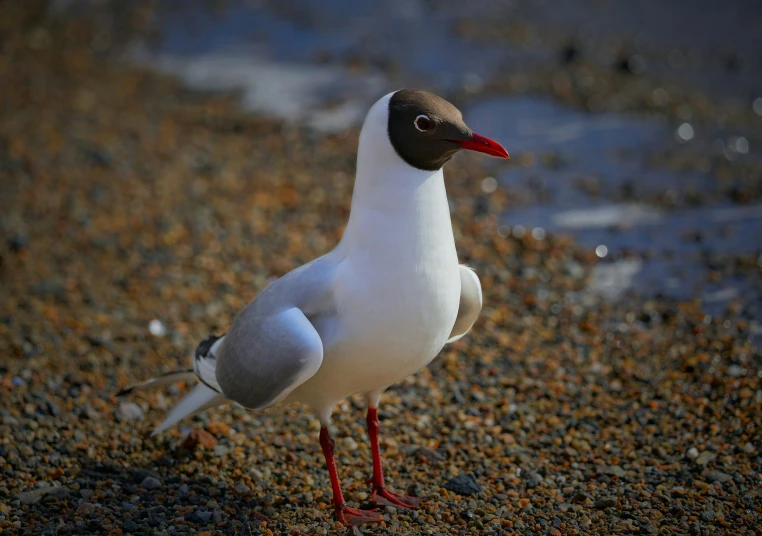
[45,400,61,417]
[521,468,542,488]
[8,235,28,253]
[706,470,732,484]
[141,476,162,490]
[133,468,161,483]
[561,43,579,64]
[411,447,444,463]
[571,491,589,504]
[83,147,112,168]
[594,497,618,509]
[443,473,483,496]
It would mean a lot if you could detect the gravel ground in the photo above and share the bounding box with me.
[1,3,761,535]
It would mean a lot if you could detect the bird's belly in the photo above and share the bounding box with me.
[296,260,461,407]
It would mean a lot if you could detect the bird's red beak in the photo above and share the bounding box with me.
[453,133,510,159]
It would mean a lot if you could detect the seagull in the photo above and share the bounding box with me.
[119,89,509,526]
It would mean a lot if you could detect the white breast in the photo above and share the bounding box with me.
[288,92,462,412]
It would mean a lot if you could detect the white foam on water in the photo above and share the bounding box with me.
[552,203,663,230]
[703,287,739,303]
[136,47,386,133]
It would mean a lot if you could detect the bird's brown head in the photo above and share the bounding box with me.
[387,89,509,171]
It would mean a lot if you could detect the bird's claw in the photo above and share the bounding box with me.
[337,506,385,526]
[369,488,423,509]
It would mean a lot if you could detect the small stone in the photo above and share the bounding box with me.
[249,468,264,480]
[444,473,483,496]
[411,447,444,462]
[17,486,56,505]
[149,319,167,337]
[342,437,359,451]
[213,445,230,456]
[686,447,699,460]
[706,470,732,483]
[206,421,231,436]
[602,465,626,477]
[593,497,618,509]
[742,442,756,454]
[235,482,252,496]
[521,468,542,488]
[123,520,137,531]
[140,476,162,490]
[182,429,217,449]
[80,489,94,500]
[571,492,590,504]
[76,501,95,516]
[117,401,143,421]
[196,510,212,522]
[695,451,715,465]
[701,510,715,522]
[726,364,743,377]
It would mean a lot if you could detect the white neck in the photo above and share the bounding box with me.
[339,93,452,253]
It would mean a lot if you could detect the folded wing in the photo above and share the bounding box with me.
[215,306,324,409]
[447,265,483,343]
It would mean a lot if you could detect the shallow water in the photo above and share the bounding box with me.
[466,96,762,313]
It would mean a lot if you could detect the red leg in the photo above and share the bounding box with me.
[319,426,384,526]
[365,408,423,509]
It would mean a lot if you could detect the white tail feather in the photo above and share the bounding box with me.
[152,384,226,436]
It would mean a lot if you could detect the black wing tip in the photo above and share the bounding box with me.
[195,333,225,360]
[116,387,133,397]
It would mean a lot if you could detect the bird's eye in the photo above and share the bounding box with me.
[414,115,433,132]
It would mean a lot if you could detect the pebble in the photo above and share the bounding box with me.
[196,510,213,522]
[521,468,542,488]
[117,401,144,421]
[76,502,95,516]
[594,497,618,509]
[183,429,217,449]
[444,473,483,495]
[17,486,59,505]
[140,476,162,490]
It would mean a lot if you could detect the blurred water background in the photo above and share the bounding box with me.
[57,0,762,323]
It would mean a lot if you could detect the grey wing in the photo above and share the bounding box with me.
[213,257,335,410]
[447,265,483,343]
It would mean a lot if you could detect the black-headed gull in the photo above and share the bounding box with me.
[119,89,509,526]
